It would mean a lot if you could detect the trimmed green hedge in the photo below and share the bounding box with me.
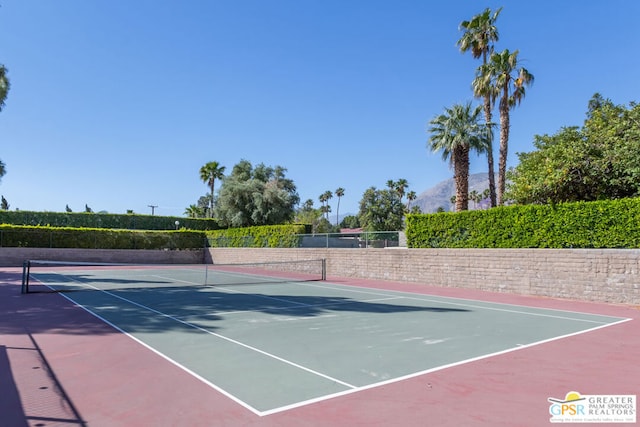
[0,210,220,230]
[206,224,311,248]
[0,225,207,249]
[406,198,640,248]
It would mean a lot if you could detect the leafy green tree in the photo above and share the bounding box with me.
[507,95,640,204]
[315,217,333,233]
[195,194,212,217]
[215,160,299,227]
[0,159,5,183]
[339,214,360,229]
[479,49,534,205]
[458,7,502,207]
[358,186,405,231]
[1,195,8,210]
[427,102,489,211]
[294,199,322,231]
[85,204,93,213]
[65,204,72,213]
[199,161,226,217]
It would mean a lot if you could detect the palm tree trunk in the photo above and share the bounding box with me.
[498,93,510,206]
[483,96,497,207]
[454,145,470,211]
[210,180,215,217]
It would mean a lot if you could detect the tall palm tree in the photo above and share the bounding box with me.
[469,190,479,209]
[395,179,408,200]
[480,49,534,205]
[322,190,333,221]
[0,65,10,112]
[318,192,327,212]
[319,191,333,221]
[0,65,10,182]
[428,102,489,212]
[199,161,226,217]
[406,191,417,211]
[334,187,345,226]
[458,7,501,208]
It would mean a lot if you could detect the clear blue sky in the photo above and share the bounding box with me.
[1,1,638,217]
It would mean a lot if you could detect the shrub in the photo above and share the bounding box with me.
[406,198,640,248]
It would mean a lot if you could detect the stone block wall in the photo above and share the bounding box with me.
[208,247,640,305]
[2,246,638,304]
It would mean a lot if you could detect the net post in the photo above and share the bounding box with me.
[21,260,31,294]
[321,258,326,281]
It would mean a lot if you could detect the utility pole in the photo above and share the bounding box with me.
[148,204,158,215]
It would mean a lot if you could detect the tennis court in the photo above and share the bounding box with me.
[7,261,634,420]
[2,260,638,425]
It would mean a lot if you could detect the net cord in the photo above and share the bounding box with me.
[20,258,326,293]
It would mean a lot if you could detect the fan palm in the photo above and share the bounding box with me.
[199,161,226,217]
[0,65,10,182]
[406,191,417,211]
[0,65,9,112]
[184,204,203,218]
[428,103,489,212]
[480,49,534,205]
[458,7,501,207]
[395,179,408,200]
[334,187,345,226]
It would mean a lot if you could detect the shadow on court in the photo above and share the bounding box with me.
[50,283,472,335]
[0,335,87,427]
[0,345,27,427]
[3,269,639,425]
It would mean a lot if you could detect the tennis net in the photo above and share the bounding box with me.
[21,259,326,294]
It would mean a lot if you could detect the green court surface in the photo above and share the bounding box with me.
[27,266,629,416]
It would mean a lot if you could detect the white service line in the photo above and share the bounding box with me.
[55,275,358,390]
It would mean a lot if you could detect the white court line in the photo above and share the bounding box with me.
[259,316,633,416]
[151,274,619,324]
[295,281,628,324]
[35,274,358,413]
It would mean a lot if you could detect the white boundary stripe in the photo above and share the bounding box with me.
[295,281,628,323]
[36,275,358,415]
[30,273,633,417]
[46,286,264,415]
[63,276,357,389]
[260,317,633,416]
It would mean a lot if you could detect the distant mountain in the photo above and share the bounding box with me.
[413,173,493,213]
